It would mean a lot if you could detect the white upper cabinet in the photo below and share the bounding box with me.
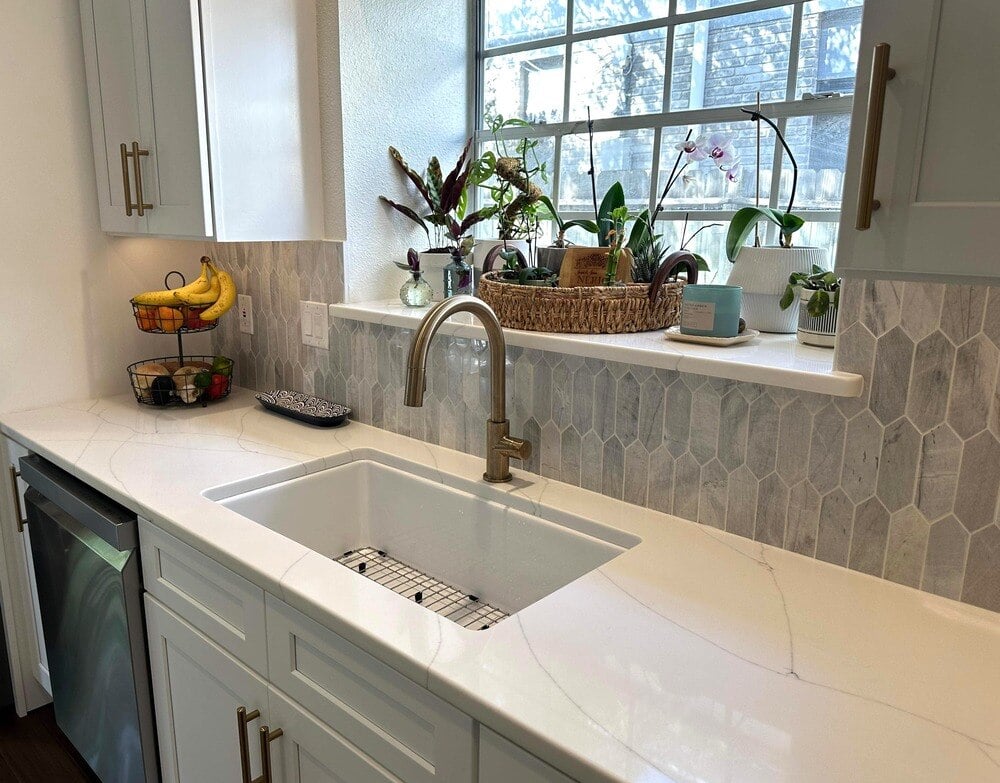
[837,0,1000,283]
[80,0,328,241]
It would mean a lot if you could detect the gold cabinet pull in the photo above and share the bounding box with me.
[256,725,283,783]
[130,141,153,216]
[855,43,896,230]
[236,706,261,783]
[120,143,135,217]
[8,467,25,534]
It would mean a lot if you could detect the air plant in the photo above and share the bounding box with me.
[726,108,806,260]
[380,140,497,252]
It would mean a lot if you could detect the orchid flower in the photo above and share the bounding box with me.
[675,138,708,161]
[725,161,741,184]
[699,133,736,168]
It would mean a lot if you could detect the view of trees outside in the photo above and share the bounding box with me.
[480,0,863,280]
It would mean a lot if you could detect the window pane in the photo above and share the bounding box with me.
[796,1,864,98]
[573,0,668,33]
[676,0,752,12]
[569,30,667,120]
[485,0,567,48]
[484,47,565,125]
[656,122,770,212]
[796,220,840,268]
[559,129,655,212]
[670,7,794,111]
[777,114,850,211]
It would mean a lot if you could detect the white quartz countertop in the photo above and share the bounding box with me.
[331,300,864,397]
[2,391,998,783]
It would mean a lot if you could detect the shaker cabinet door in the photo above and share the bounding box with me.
[837,0,1000,283]
[145,595,269,783]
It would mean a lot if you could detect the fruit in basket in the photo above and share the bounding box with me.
[211,356,234,377]
[200,271,236,320]
[136,305,158,331]
[174,270,221,306]
[176,383,201,404]
[131,363,170,399]
[184,307,210,330]
[207,373,229,401]
[156,306,184,333]
[149,376,176,406]
[193,370,213,390]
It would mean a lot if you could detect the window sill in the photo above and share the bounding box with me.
[330,301,864,398]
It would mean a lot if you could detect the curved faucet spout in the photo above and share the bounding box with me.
[404,296,507,422]
[403,296,530,483]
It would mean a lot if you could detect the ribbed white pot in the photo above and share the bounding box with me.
[796,287,839,348]
[726,246,828,333]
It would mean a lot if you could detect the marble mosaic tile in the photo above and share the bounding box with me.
[212,243,1000,614]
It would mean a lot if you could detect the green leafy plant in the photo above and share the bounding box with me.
[603,205,632,285]
[779,265,841,317]
[631,215,720,283]
[726,109,805,261]
[380,140,496,252]
[536,196,598,247]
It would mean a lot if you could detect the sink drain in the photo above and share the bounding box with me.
[336,547,509,630]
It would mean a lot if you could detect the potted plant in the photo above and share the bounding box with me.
[725,108,828,333]
[534,195,598,274]
[470,115,548,274]
[780,266,841,347]
[380,140,496,300]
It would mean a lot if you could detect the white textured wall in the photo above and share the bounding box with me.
[326,0,470,302]
[0,1,208,414]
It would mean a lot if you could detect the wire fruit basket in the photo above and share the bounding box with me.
[130,271,219,336]
[128,355,233,407]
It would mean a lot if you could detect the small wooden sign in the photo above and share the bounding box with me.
[557,247,633,287]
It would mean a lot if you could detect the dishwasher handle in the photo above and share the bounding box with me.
[18,455,137,551]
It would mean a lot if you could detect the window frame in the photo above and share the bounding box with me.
[473,0,860,242]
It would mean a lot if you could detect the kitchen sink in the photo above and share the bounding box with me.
[213,460,639,629]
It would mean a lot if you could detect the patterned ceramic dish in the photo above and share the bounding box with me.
[255,390,351,427]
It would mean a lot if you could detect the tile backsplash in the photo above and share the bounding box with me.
[212,241,1000,615]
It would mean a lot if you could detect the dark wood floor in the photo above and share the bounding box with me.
[0,705,99,782]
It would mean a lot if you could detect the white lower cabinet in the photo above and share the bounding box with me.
[145,595,269,783]
[480,728,577,783]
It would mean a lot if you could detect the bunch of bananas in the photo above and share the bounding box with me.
[133,257,236,320]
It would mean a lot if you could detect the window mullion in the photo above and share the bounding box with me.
[785,2,805,101]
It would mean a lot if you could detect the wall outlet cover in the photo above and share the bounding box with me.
[300,301,329,350]
[237,294,254,334]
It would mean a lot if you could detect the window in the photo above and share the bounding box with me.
[476,0,864,281]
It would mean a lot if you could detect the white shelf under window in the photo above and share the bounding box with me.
[330,301,864,398]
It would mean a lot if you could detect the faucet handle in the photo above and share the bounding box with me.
[494,434,532,462]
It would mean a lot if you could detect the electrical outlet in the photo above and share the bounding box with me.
[300,301,329,350]
[237,294,254,334]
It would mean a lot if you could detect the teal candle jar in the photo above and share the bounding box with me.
[679,285,743,338]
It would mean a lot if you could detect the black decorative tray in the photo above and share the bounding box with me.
[256,390,350,427]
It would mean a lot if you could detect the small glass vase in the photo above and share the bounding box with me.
[399,271,433,307]
[443,256,473,298]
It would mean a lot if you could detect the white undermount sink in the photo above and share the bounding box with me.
[213,459,639,629]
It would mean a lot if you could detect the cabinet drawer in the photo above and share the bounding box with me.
[480,728,577,783]
[268,687,398,783]
[140,519,266,674]
[265,595,474,783]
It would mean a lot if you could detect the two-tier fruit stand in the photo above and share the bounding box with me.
[127,269,234,407]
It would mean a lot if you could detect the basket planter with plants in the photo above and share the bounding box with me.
[380,140,495,301]
[725,108,827,334]
[479,123,738,334]
[780,267,841,347]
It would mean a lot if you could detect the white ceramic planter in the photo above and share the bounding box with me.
[418,252,452,302]
[796,287,839,348]
[726,246,827,333]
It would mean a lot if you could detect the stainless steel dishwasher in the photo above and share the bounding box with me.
[20,455,159,783]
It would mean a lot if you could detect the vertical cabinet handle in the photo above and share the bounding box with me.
[855,42,896,230]
[130,141,153,216]
[120,142,154,218]
[120,143,135,217]
[8,467,26,534]
[257,725,283,783]
[236,706,261,783]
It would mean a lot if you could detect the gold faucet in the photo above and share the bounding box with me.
[404,296,532,483]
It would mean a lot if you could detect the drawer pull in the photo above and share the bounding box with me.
[855,42,896,230]
[8,467,25,533]
[256,725,283,783]
[236,706,261,783]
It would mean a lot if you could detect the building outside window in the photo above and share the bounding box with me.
[477,0,863,281]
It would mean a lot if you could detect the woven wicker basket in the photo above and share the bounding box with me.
[478,272,684,334]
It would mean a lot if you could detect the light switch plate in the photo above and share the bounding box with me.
[237,294,254,334]
[300,301,329,350]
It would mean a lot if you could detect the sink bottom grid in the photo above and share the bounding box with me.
[335,547,509,630]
